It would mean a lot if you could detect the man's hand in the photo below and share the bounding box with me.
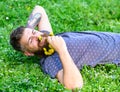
[47,36,67,53]
[26,5,53,33]
[48,36,83,89]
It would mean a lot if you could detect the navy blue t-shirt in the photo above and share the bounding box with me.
[40,31,120,78]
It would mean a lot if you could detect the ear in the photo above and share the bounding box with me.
[24,51,34,56]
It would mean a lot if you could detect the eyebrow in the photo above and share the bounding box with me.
[27,30,34,45]
[28,37,31,45]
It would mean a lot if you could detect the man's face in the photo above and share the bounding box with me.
[20,28,47,54]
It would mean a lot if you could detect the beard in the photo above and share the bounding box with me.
[34,33,50,57]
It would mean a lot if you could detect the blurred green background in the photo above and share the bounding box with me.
[0,0,120,91]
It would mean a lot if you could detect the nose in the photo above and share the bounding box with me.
[32,35,39,41]
[33,31,40,38]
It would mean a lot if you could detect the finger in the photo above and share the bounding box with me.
[55,36,62,41]
[55,36,60,39]
[51,36,55,41]
[59,36,64,40]
[47,36,52,43]
[51,36,58,42]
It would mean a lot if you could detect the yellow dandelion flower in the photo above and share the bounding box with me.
[43,48,47,51]
[50,32,54,36]
[39,32,55,56]
[49,49,54,53]
[48,44,53,48]
[38,35,42,41]
[45,51,51,55]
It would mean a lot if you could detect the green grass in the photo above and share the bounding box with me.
[0,0,120,91]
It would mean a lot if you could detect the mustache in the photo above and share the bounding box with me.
[35,33,53,57]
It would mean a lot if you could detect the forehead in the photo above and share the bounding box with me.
[20,28,32,46]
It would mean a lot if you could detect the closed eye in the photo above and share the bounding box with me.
[28,37,32,45]
[28,30,36,45]
[30,38,32,44]
[32,30,36,35]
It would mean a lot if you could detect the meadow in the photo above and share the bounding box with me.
[0,0,120,91]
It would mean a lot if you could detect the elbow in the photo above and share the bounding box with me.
[64,80,83,90]
[35,5,43,8]
[35,5,44,10]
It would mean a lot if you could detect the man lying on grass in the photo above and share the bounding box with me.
[10,5,120,90]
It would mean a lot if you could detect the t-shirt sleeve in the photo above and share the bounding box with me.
[40,53,63,78]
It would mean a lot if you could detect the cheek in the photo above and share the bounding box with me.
[33,40,39,48]
[29,43,39,52]
[28,41,38,49]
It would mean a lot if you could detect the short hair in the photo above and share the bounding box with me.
[10,26,26,52]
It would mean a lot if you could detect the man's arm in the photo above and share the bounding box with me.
[26,5,53,33]
[47,36,83,90]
